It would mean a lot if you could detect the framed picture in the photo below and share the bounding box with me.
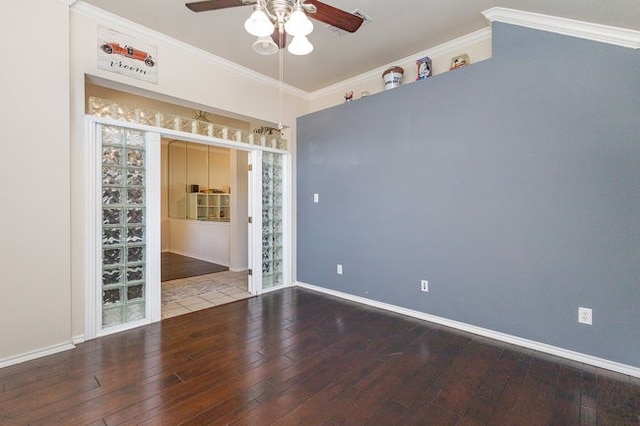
[98,26,158,84]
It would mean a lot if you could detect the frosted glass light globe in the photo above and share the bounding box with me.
[284,8,313,36]
[287,35,313,55]
[244,8,274,37]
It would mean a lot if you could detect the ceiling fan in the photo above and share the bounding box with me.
[186,0,364,54]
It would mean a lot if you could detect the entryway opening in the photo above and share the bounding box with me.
[160,138,252,319]
[84,78,290,339]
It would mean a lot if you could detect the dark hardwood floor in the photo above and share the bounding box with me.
[162,252,228,282]
[1,288,639,425]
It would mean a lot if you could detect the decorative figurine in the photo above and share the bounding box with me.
[416,56,432,80]
[344,91,354,102]
[382,66,404,90]
[450,53,470,70]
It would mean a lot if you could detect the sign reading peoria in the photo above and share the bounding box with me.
[97,26,158,84]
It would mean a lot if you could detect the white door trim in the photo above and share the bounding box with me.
[83,115,291,339]
[248,150,263,294]
[84,117,162,339]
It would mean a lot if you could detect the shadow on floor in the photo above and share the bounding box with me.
[161,252,228,282]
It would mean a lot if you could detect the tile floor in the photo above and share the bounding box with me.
[161,270,252,319]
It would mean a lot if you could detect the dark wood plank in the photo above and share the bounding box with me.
[0,288,639,425]
[161,252,227,281]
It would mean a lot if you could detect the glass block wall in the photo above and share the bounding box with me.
[101,125,147,327]
[261,152,284,289]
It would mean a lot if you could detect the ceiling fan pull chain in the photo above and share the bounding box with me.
[278,29,284,130]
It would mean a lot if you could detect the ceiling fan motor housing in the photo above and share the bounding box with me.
[264,0,294,23]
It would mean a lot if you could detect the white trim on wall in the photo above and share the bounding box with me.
[145,132,162,323]
[296,281,640,379]
[0,342,76,369]
[84,117,100,340]
[483,7,640,49]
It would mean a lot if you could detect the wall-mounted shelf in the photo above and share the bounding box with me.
[187,193,231,222]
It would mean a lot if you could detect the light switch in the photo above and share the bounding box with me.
[313,193,319,203]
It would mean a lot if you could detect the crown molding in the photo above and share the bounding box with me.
[59,0,78,5]
[70,1,310,100]
[483,7,640,49]
[310,27,491,100]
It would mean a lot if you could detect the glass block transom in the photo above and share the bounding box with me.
[261,152,284,289]
[101,125,146,327]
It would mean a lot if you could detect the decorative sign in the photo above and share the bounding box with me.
[97,26,158,84]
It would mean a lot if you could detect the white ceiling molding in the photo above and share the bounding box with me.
[70,1,310,99]
[311,27,491,100]
[483,7,640,49]
[60,0,78,4]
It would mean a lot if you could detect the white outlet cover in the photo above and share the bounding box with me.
[313,193,319,203]
[337,264,343,275]
[578,307,592,325]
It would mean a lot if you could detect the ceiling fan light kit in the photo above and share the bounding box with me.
[186,0,364,55]
[248,0,316,55]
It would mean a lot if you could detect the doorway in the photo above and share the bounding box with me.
[160,138,252,319]
[84,98,290,339]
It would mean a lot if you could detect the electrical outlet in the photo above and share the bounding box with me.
[337,264,343,275]
[578,307,592,325]
[421,280,429,292]
[313,193,319,203]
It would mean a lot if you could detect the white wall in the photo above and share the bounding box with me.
[0,0,72,362]
[168,220,230,265]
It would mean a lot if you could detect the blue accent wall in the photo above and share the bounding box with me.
[296,23,640,367]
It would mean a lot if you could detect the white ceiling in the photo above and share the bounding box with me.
[77,0,639,92]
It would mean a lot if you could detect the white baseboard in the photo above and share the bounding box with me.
[0,342,76,369]
[167,249,230,267]
[295,281,640,378]
[259,281,293,295]
[229,267,248,273]
[72,335,85,345]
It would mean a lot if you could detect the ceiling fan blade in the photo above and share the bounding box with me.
[271,28,287,49]
[185,0,254,13]
[304,0,364,33]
